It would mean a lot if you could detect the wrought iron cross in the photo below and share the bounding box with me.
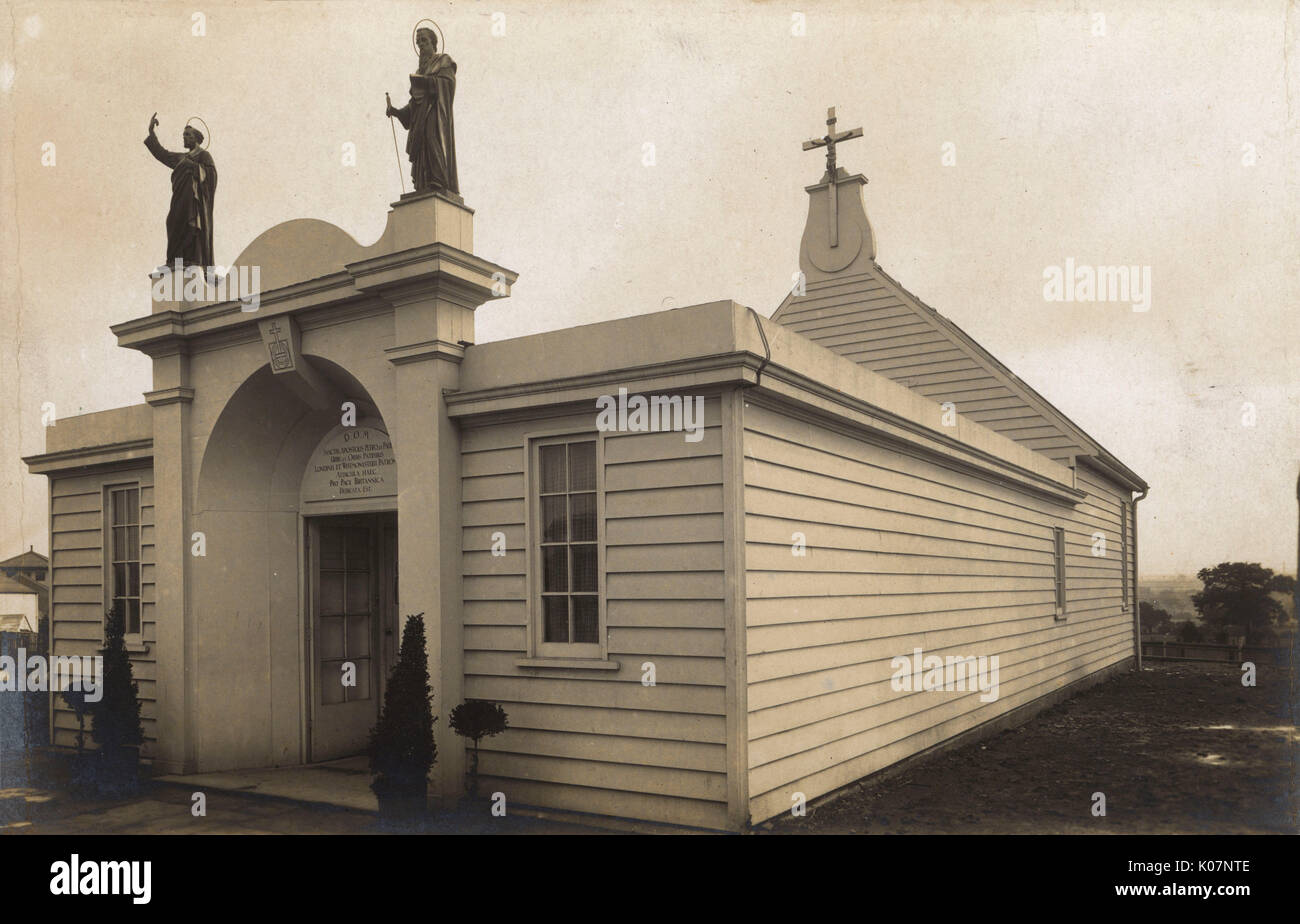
[802,106,863,247]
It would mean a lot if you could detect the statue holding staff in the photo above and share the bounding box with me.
[385,22,459,196]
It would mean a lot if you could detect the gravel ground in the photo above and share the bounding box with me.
[768,660,1297,834]
[0,781,609,834]
[4,661,1293,835]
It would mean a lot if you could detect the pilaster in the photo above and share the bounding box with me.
[144,349,195,774]
[356,195,516,805]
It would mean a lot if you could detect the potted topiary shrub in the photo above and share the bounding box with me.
[449,699,508,798]
[367,613,436,825]
[88,603,144,797]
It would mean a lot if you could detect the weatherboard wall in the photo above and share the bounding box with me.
[459,400,733,830]
[741,397,1134,824]
[47,464,158,751]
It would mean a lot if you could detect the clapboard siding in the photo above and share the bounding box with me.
[748,636,1131,801]
[48,465,157,752]
[742,400,1133,823]
[460,400,730,830]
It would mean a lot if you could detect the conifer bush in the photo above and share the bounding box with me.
[367,613,436,820]
[83,603,144,796]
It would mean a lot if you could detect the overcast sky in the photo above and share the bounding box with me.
[1,0,1296,577]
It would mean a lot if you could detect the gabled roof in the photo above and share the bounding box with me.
[774,175,1146,492]
[0,549,48,570]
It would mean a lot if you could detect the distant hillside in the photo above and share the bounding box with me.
[1140,573,1297,623]
[1139,576,1201,621]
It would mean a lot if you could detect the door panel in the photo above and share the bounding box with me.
[309,515,393,761]
[381,525,399,703]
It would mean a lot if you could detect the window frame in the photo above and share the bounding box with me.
[314,522,377,705]
[1052,525,1067,621]
[104,481,143,642]
[1119,500,1130,611]
[525,430,606,662]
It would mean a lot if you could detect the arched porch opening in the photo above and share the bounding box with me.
[191,357,397,770]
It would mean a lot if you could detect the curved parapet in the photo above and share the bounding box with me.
[211,192,476,299]
[225,218,370,294]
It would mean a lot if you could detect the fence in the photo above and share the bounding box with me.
[0,629,50,787]
[1140,638,1292,666]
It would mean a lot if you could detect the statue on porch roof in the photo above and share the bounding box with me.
[385,21,459,197]
[144,113,217,275]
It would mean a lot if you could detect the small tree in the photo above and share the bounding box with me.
[368,614,436,818]
[1176,619,1205,643]
[1192,562,1295,646]
[88,603,144,795]
[449,699,508,796]
[1138,601,1175,635]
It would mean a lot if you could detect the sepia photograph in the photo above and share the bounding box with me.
[0,0,1295,901]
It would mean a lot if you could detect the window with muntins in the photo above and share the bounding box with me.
[107,484,141,636]
[534,437,600,657]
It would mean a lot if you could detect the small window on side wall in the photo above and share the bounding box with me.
[106,484,142,637]
[533,436,601,659]
[1120,500,1131,611]
[1052,526,1067,621]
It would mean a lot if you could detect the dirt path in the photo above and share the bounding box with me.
[768,660,1297,834]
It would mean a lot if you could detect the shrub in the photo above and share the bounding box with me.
[88,603,143,795]
[368,614,436,812]
[449,699,508,796]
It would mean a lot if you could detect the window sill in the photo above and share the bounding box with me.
[125,640,150,655]
[515,658,620,671]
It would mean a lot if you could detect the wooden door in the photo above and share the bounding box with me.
[308,516,381,761]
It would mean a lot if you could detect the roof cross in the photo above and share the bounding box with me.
[802,107,863,248]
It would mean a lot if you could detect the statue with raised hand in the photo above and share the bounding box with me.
[144,112,217,274]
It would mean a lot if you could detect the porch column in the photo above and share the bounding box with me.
[144,348,196,774]
[387,340,466,804]
[351,192,515,805]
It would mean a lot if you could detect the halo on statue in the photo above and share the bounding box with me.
[185,116,211,151]
[411,18,445,54]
